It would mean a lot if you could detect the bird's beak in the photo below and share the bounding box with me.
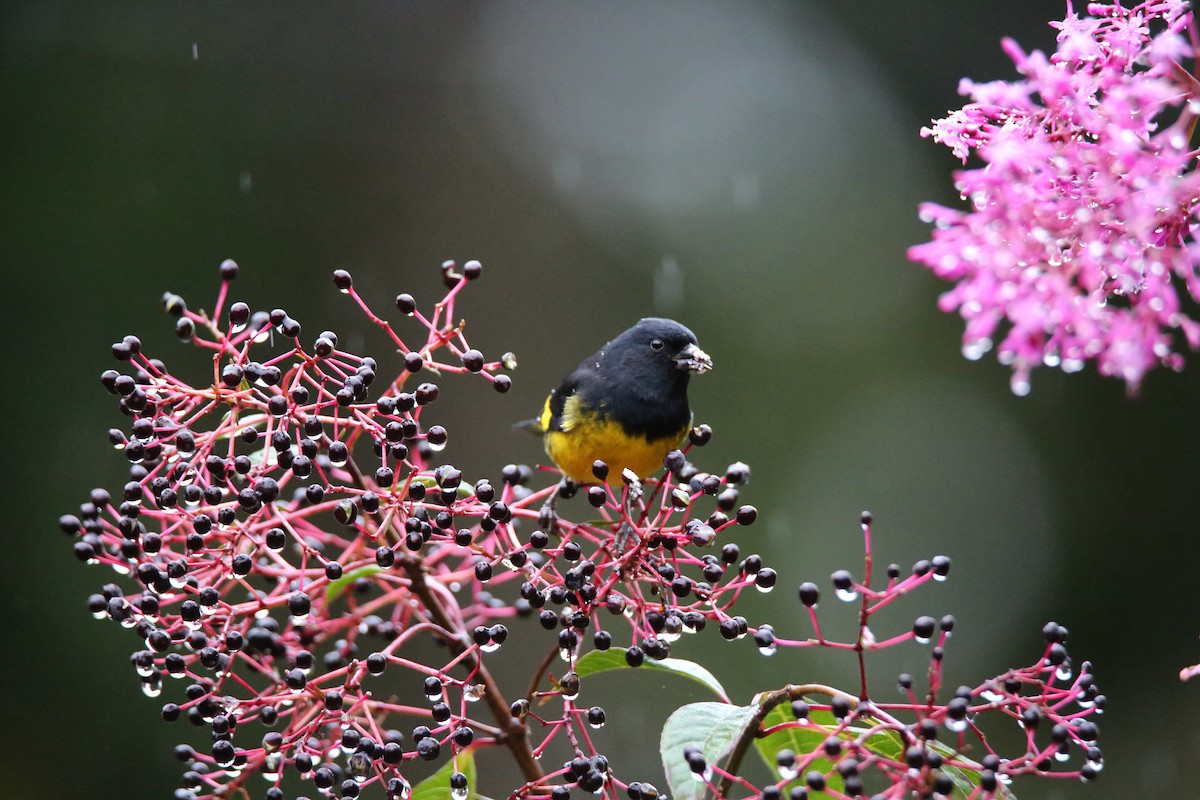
[675,343,713,374]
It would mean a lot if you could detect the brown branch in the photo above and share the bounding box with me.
[716,684,858,800]
[347,461,544,783]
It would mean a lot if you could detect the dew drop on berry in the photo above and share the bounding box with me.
[980,686,1005,703]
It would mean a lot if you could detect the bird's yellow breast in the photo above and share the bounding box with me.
[542,398,686,484]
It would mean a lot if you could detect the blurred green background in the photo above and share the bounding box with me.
[4,2,1200,798]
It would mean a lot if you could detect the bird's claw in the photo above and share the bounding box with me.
[613,520,639,555]
[538,500,560,534]
[538,478,576,534]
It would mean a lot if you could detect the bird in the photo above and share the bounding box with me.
[521,318,712,492]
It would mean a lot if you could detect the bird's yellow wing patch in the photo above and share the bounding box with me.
[537,395,554,433]
[559,393,588,432]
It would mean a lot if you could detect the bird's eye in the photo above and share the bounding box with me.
[650,338,664,351]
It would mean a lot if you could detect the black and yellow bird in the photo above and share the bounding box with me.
[522,318,712,492]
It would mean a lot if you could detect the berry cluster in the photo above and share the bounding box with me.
[655,513,1105,800]
[63,261,1102,800]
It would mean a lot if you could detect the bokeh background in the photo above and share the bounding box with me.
[4,2,1199,798]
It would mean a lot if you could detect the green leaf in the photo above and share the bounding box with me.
[755,699,1011,800]
[754,702,843,798]
[411,748,475,800]
[924,740,1017,799]
[325,565,383,603]
[575,650,729,700]
[661,702,758,800]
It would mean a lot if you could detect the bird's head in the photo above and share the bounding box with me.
[630,318,712,374]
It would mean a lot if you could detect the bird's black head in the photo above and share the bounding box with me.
[603,318,712,380]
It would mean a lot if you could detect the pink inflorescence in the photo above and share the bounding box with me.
[909,0,1200,394]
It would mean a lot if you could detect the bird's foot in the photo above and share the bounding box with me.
[613,520,640,555]
[538,478,577,534]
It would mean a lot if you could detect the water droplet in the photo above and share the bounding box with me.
[1054,750,1071,763]
[1056,665,1073,682]
[1010,375,1031,397]
[291,613,310,625]
[962,338,992,361]
[452,788,468,800]
[464,684,484,703]
[480,642,501,653]
[835,588,859,603]
[428,440,446,453]
[981,688,1005,703]
[945,718,968,733]
[757,642,777,656]
[141,681,162,698]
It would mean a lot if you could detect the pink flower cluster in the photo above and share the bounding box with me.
[909,0,1200,393]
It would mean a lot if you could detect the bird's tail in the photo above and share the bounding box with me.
[513,418,545,435]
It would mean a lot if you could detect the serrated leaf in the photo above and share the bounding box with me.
[661,702,757,800]
[325,565,383,603]
[575,650,728,700]
[411,748,475,800]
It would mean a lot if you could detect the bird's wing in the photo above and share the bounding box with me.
[544,367,592,433]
